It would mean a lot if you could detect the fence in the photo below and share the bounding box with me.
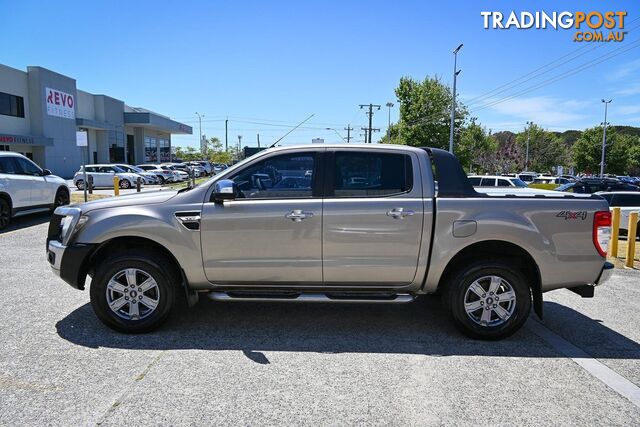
[610,207,639,268]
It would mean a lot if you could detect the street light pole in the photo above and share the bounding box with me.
[600,99,612,177]
[525,121,532,172]
[449,44,463,153]
[195,112,204,154]
[325,127,346,143]
[385,102,394,140]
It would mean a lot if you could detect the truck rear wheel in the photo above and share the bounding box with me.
[90,251,176,333]
[445,260,531,340]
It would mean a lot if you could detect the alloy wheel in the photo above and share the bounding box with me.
[105,268,160,321]
[463,275,517,327]
[0,201,9,228]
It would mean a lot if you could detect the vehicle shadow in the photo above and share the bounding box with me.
[55,297,640,361]
[0,211,51,235]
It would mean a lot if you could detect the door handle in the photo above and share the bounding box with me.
[285,210,314,222]
[386,208,415,219]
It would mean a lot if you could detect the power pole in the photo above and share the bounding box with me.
[385,102,394,140]
[359,103,381,143]
[257,133,261,148]
[196,112,205,153]
[361,127,369,144]
[600,99,612,177]
[225,118,228,151]
[344,124,353,143]
[237,135,242,159]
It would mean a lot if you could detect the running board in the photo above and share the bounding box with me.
[207,292,415,304]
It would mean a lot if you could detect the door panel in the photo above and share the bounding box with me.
[201,199,322,284]
[323,198,423,285]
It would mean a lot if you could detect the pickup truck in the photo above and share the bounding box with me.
[46,145,614,340]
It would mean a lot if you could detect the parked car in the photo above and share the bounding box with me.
[212,163,228,174]
[159,164,188,181]
[163,163,201,178]
[468,175,528,188]
[187,161,212,176]
[596,191,640,238]
[47,145,613,340]
[532,176,572,185]
[114,164,159,184]
[516,172,538,183]
[73,165,142,190]
[136,164,176,184]
[0,152,70,230]
[556,178,639,194]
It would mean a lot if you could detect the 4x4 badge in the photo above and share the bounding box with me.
[556,211,588,220]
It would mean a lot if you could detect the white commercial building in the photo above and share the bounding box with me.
[0,64,192,177]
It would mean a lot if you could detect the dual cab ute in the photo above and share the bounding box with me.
[47,145,613,340]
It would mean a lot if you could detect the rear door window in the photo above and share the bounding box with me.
[497,179,511,187]
[479,178,495,186]
[468,177,481,186]
[332,152,412,197]
[0,157,19,174]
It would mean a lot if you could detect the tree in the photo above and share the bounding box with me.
[572,126,630,175]
[379,76,467,149]
[206,137,233,164]
[515,124,569,174]
[456,121,497,173]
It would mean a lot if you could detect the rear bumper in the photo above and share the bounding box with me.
[567,261,614,298]
[596,261,615,286]
[47,240,95,290]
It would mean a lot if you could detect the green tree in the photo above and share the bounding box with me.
[572,126,630,175]
[206,137,233,164]
[456,121,497,173]
[380,76,467,149]
[515,124,569,174]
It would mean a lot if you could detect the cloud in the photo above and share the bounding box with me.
[483,96,589,126]
[615,83,640,96]
[617,105,640,115]
[609,59,640,80]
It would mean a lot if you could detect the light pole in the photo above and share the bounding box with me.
[195,112,205,154]
[325,127,346,143]
[386,102,394,140]
[449,43,463,154]
[600,99,612,177]
[525,121,532,172]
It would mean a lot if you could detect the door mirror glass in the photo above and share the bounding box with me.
[213,179,237,202]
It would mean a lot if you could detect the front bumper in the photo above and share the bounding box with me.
[47,240,95,290]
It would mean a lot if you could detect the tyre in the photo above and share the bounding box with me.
[0,198,11,230]
[76,180,85,190]
[445,260,531,340]
[53,188,70,210]
[90,251,176,333]
[157,176,165,185]
[119,179,131,189]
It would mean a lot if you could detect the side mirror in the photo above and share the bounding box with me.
[42,169,52,176]
[213,179,237,203]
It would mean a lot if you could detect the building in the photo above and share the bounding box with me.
[0,64,192,177]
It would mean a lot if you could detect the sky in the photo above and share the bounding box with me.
[2,0,639,148]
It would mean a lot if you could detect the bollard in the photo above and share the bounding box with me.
[626,212,638,268]
[113,175,120,196]
[88,175,94,195]
[136,177,141,192]
[611,207,620,258]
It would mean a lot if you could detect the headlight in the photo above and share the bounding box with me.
[54,206,89,245]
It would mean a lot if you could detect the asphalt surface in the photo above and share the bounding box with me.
[1,218,640,425]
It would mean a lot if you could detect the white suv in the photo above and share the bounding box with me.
[0,152,70,230]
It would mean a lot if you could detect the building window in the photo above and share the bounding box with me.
[159,138,170,162]
[144,136,157,162]
[0,92,25,118]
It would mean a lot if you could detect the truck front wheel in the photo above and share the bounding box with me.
[90,252,176,333]
[446,260,531,340]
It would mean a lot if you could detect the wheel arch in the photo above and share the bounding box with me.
[436,240,543,319]
[0,191,12,208]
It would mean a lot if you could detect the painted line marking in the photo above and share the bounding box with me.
[528,319,640,408]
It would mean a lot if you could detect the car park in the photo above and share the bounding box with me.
[532,176,572,185]
[596,191,640,238]
[516,172,538,184]
[0,152,70,230]
[47,144,613,340]
[73,165,142,190]
[159,164,188,181]
[187,161,212,176]
[468,175,528,187]
[114,164,159,184]
[136,164,176,184]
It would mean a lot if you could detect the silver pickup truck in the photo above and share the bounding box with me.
[47,145,614,340]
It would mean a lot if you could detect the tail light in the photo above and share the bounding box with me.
[593,211,612,257]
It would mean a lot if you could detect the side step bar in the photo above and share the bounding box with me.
[207,292,415,304]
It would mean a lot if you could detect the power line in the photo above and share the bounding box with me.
[359,104,381,143]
